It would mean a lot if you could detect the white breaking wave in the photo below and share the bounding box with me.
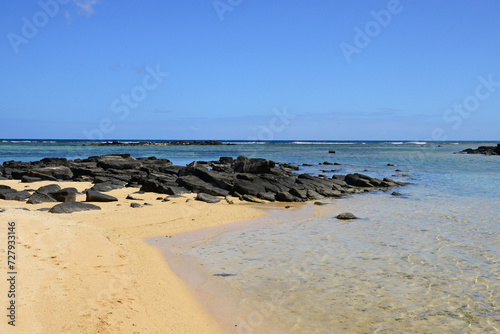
[1,140,33,143]
[228,142,268,145]
[292,142,356,145]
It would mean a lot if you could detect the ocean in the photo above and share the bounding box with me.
[1,140,499,333]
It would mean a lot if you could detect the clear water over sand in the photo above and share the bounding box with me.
[178,191,499,333]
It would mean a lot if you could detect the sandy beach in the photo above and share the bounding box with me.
[0,180,267,334]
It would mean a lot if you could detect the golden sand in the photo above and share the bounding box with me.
[0,180,267,334]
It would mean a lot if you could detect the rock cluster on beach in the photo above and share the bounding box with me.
[0,154,407,211]
[458,144,500,156]
[89,140,230,146]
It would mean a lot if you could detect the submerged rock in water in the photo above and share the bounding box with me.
[336,212,358,220]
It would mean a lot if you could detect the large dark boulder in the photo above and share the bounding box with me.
[0,189,31,201]
[90,182,125,192]
[234,156,275,174]
[186,166,234,190]
[177,175,229,197]
[306,190,321,200]
[97,155,142,170]
[289,187,308,200]
[158,165,185,175]
[242,194,265,204]
[26,170,57,181]
[40,157,68,165]
[49,202,101,213]
[275,191,303,202]
[219,157,234,164]
[29,166,73,180]
[36,184,61,194]
[21,176,43,183]
[295,176,343,197]
[259,174,296,192]
[195,193,222,203]
[27,193,57,204]
[140,179,187,195]
[48,188,78,202]
[331,178,348,187]
[137,157,173,170]
[344,174,374,187]
[86,190,118,202]
[355,178,374,187]
[11,169,28,179]
[280,163,300,171]
[257,192,276,202]
[233,180,266,196]
[0,188,17,199]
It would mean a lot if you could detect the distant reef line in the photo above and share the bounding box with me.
[88,140,233,146]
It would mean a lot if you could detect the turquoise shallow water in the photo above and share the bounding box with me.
[1,140,499,332]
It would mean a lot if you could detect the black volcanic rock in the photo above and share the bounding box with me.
[97,155,142,170]
[459,144,500,156]
[86,190,118,202]
[1,153,407,204]
[177,175,229,197]
[0,189,31,201]
[195,193,222,203]
[233,179,266,197]
[275,191,302,202]
[29,166,73,180]
[234,156,275,174]
[242,194,265,204]
[49,188,78,202]
[27,193,57,204]
[49,202,101,213]
[36,184,61,194]
[336,212,357,220]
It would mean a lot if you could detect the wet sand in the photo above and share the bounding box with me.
[0,180,266,334]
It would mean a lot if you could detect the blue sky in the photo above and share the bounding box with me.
[1,0,499,140]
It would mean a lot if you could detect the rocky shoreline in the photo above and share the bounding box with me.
[89,140,232,146]
[0,154,407,212]
[458,144,500,156]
